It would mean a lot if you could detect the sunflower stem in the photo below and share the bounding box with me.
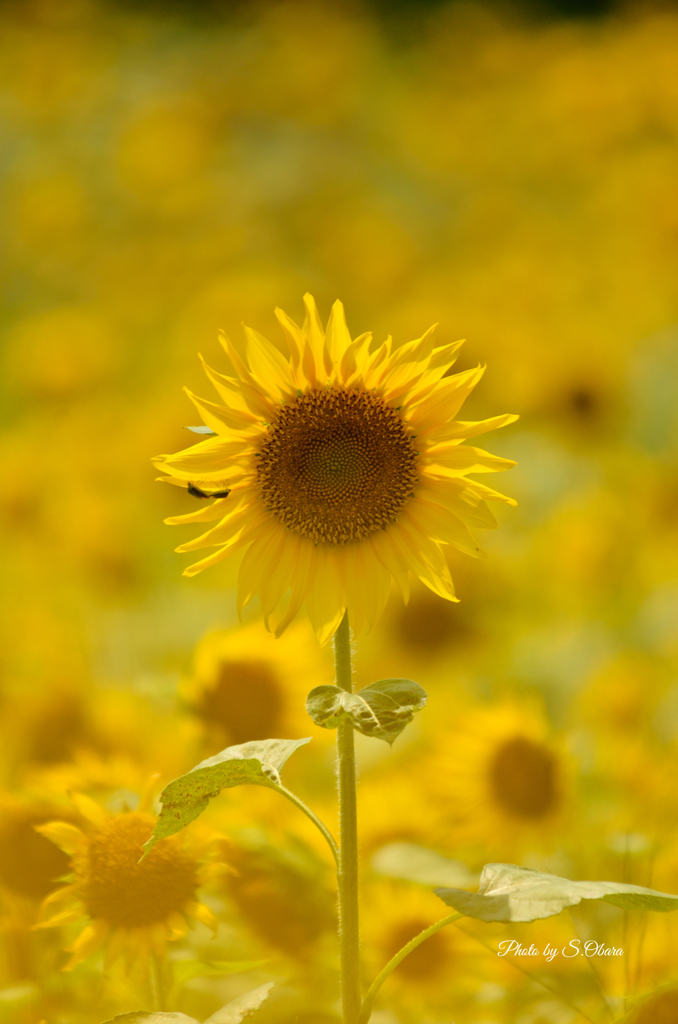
[357,913,463,1024]
[148,950,166,1012]
[334,611,361,1024]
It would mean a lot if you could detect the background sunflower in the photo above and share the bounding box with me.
[2,0,678,1020]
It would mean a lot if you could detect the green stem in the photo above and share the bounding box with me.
[357,913,462,1024]
[334,611,361,1024]
[148,950,166,1011]
[275,783,339,866]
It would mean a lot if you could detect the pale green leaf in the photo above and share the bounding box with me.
[100,1014,199,1024]
[143,740,310,856]
[372,842,478,888]
[203,982,274,1023]
[306,679,427,745]
[435,863,678,923]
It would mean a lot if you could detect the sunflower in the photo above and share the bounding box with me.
[424,701,572,861]
[36,790,219,973]
[214,832,336,961]
[154,294,517,642]
[361,879,488,1020]
[182,619,334,752]
[628,989,678,1024]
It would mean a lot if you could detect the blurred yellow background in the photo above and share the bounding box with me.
[2,0,678,1022]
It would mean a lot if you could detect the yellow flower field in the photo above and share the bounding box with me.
[1,1,678,1022]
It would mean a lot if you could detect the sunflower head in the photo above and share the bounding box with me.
[37,794,218,971]
[218,836,336,958]
[427,701,570,859]
[155,295,517,642]
[362,880,486,1014]
[72,812,198,929]
[182,620,334,751]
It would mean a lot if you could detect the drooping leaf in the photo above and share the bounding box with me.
[306,679,427,745]
[142,740,310,856]
[372,842,478,888]
[203,982,274,1023]
[100,1014,199,1024]
[436,863,678,923]
[99,984,274,1024]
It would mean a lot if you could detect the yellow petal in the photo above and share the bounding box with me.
[408,365,486,430]
[243,324,296,400]
[325,299,352,378]
[35,822,85,856]
[184,387,259,433]
[34,906,84,929]
[63,921,109,971]
[305,547,346,645]
[424,443,517,474]
[420,412,519,443]
[69,791,108,826]
[188,901,218,935]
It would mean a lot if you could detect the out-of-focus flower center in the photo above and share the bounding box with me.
[488,736,559,819]
[385,917,448,980]
[196,659,284,744]
[0,806,74,900]
[222,844,335,955]
[633,989,678,1023]
[257,387,419,544]
[73,812,198,928]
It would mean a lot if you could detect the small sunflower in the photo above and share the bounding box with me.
[154,295,517,642]
[215,833,336,960]
[361,880,487,1018]
[183,619,334,751]
[424,701,571,860]
[36,791,219,972]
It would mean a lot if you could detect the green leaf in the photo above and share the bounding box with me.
[142,739,311,856]
[372,842,478,888]
[100,1014,199,1024]
[306,679,427,745]
[203,982,274,1023]
[171,959,268,991]
[435,862,678,923]
[99,984,274,1024]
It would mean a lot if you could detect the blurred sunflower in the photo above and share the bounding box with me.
[36,791,219,972]
[215,832,336,961]
[183,619,333,751]
[361,880,486,1019]
[627,987,678,1023]
[425,701,572,859]
[155,294,517,642]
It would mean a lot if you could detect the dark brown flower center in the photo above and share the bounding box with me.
[195,659,284,745]
[488,736,559,819]
[74,812,198,928]
[222,843,335,955]
[257,387,419,545]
